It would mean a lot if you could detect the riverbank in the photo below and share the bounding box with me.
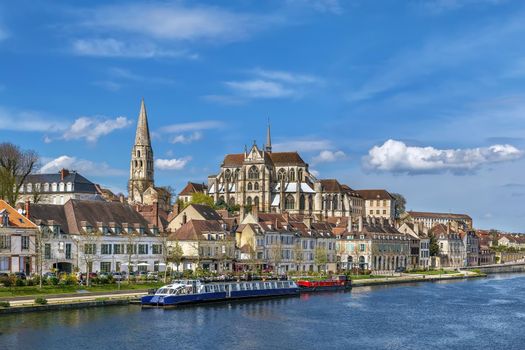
[0,271,485,314]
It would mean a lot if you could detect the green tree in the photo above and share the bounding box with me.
[168,240,184,273]
[390,193,406,218]
[429,234,440,257]
[0,143,39,206]
[314,246,328,273]
[190,192,215,207]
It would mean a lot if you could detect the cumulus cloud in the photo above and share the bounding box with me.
[225,80,295,98]
[171,131,202,144]
[62,116,131,143]
[155,157,191,170]
[0,107,63,132]
[364,139,523,174]
[40,155,125,176]
[312,150,346,163]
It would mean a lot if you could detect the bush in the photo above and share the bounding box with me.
[26,278,35,286]
[0,301,10,308]
[34,297,48,305]
[15,278,26,287]
[0,276,13,287]
[59,273,78,286]
[49,276,59,286]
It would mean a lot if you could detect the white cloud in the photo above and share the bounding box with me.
[160,120,223,133]
[0,106,64,132]
[72,38,195,58]
[312,150,346,163]
[364,139,523,174]
[225,80,295,98]
[40,155,125,176]
[251,68,320,84]
[274,139,333,152]
[155,157,191,170]
[171,131,203,144]
[62,116,131,143]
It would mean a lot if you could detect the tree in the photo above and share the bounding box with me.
[77,228,102,287]
[314,246,328,273]
[390,193,406,218]
[167,240,184,277]
[0,143,39,206]
[158,185,176,206]
[429,234,440,257]
[190,192,214,207]
[293,240,304,272]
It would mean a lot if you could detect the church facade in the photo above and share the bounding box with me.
[128,99,170,211]
[207,125,364,222]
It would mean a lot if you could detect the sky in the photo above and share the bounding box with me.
[1,0,525,231]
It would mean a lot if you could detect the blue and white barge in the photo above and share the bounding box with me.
[141,279,298,307]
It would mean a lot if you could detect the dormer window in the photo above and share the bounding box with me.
[59,182,65,192]
[44,183,49,192]
[52,183,57,192]
[27,183,32,193]
[66,182,72,192]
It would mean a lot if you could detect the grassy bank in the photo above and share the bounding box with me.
[0,282,164,298]
[407,269,460,275]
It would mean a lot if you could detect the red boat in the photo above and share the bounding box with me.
[296,275,351,292]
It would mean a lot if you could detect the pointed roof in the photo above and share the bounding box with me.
[135,99,151,146]
[265,120,272,153]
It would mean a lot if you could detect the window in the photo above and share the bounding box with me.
[248,166,259,180]
[299,195,305,210]
[383,210,386,215]
[0,236,10,250]
[21,236,30,250]
[376,210,380,214]
[360,244,366,252]
[370,210,373,214]
[246,197,252,207]
[59,182,65,192]
[289,169,295,182]
[152,244,162,254]
[254,182,259,191]
[43,183,49,192]
[84,244,96,255]
[101,244,112,255]
[65,243,72,259]
[277,168,286,181]
[0,256,9,270]
[44,243,51,259]
[52,183,57,192]
[100,262,111,273]
[66,182,72,192]
[27,183,32,193]
[113,244,124,254]
[254,197,259,209]
[247,182,253,191]
[126,244,137,254]
[138,244,149,255]
[285,194,295,210]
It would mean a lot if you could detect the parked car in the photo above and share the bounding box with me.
[111,272,123,281]
[146,271,158,280]
[14,272,27,280]
[395,267,406,273]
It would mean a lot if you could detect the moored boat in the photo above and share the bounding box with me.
[296,275,351,292]
[141,279,299,307]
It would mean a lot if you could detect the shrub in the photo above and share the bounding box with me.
[49,276,59,286]
[59,273,78,286]
[34,297,48,305]
[15,278,26,287]
[0,301,10,308]
[26,279,35,286]
[0,276,13,287]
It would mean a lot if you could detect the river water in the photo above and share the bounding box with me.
[1,273,524,350]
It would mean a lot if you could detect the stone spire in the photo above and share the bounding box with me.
[265,119,272,153]
[135,98,151,146]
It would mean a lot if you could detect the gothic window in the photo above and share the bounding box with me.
[298,169,303,181]
[225,169,232,181]
[134,160,138,168]
[308,195,313,210]
[285,194,295,210]
[254,182,260,191]
[139,160,143,168]
[229,197,235,206]
[247,182,253,191]
[289,169,295,182]
[219,196,225,202]
[277,168,286,181]
[235,169,240,180]
[254,196,259,209]
[137,150,141,157]
[333,195,338,210]
[248,166,259,180]
[299,195,305,210]
[247,196,252,207]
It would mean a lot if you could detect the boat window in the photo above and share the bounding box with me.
[240,284,246,291]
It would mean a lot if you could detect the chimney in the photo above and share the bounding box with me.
[60,168,70,181]
[25,200,31,219]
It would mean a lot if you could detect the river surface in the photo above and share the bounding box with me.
[1,273,524,350]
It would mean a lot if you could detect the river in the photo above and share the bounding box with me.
[1,273,524,350]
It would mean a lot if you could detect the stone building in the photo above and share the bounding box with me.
[0,200,37,274]
[178,182,208,204]
[429,223,466,268]
[128,99,171,211]
[407,211,473,230]
[356,189,396,220]
[207,126,364,223]
[398,222,430,269]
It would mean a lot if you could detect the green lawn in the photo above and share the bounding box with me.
[0,282,165,298]
[349,275,385,280]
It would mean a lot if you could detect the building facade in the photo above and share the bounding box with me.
[408,211,473,230]
[356,190,396,220]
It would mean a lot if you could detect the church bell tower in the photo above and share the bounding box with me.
[128,98,154,204]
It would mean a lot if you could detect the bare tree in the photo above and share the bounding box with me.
[0,143,39,206]
[77,229,102,286]
[160,234,183,282]
[293,240,304,273]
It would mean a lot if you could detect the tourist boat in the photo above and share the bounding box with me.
[141,279,299,307]
[295,275,351,292]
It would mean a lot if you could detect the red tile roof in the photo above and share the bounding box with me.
[0,200,36,229]
[356,189,394,200]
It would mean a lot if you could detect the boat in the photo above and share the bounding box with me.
[295,275,352,292]
[141,279,299,307]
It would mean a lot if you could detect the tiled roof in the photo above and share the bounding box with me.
[24,171,98,194]
[179,182,207,196]
[0,200,36,228]
[408,211,472,220]
[356,189,394,200]
[320,179,342,192]
[189,204,223,221]
[222,152,306,167]
[169,220,230,241]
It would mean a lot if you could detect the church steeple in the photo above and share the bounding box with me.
[265,119,272,153]
[135,98,151,146]
[128,98,154,205]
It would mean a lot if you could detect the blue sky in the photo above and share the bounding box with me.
[1,0,525,231]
